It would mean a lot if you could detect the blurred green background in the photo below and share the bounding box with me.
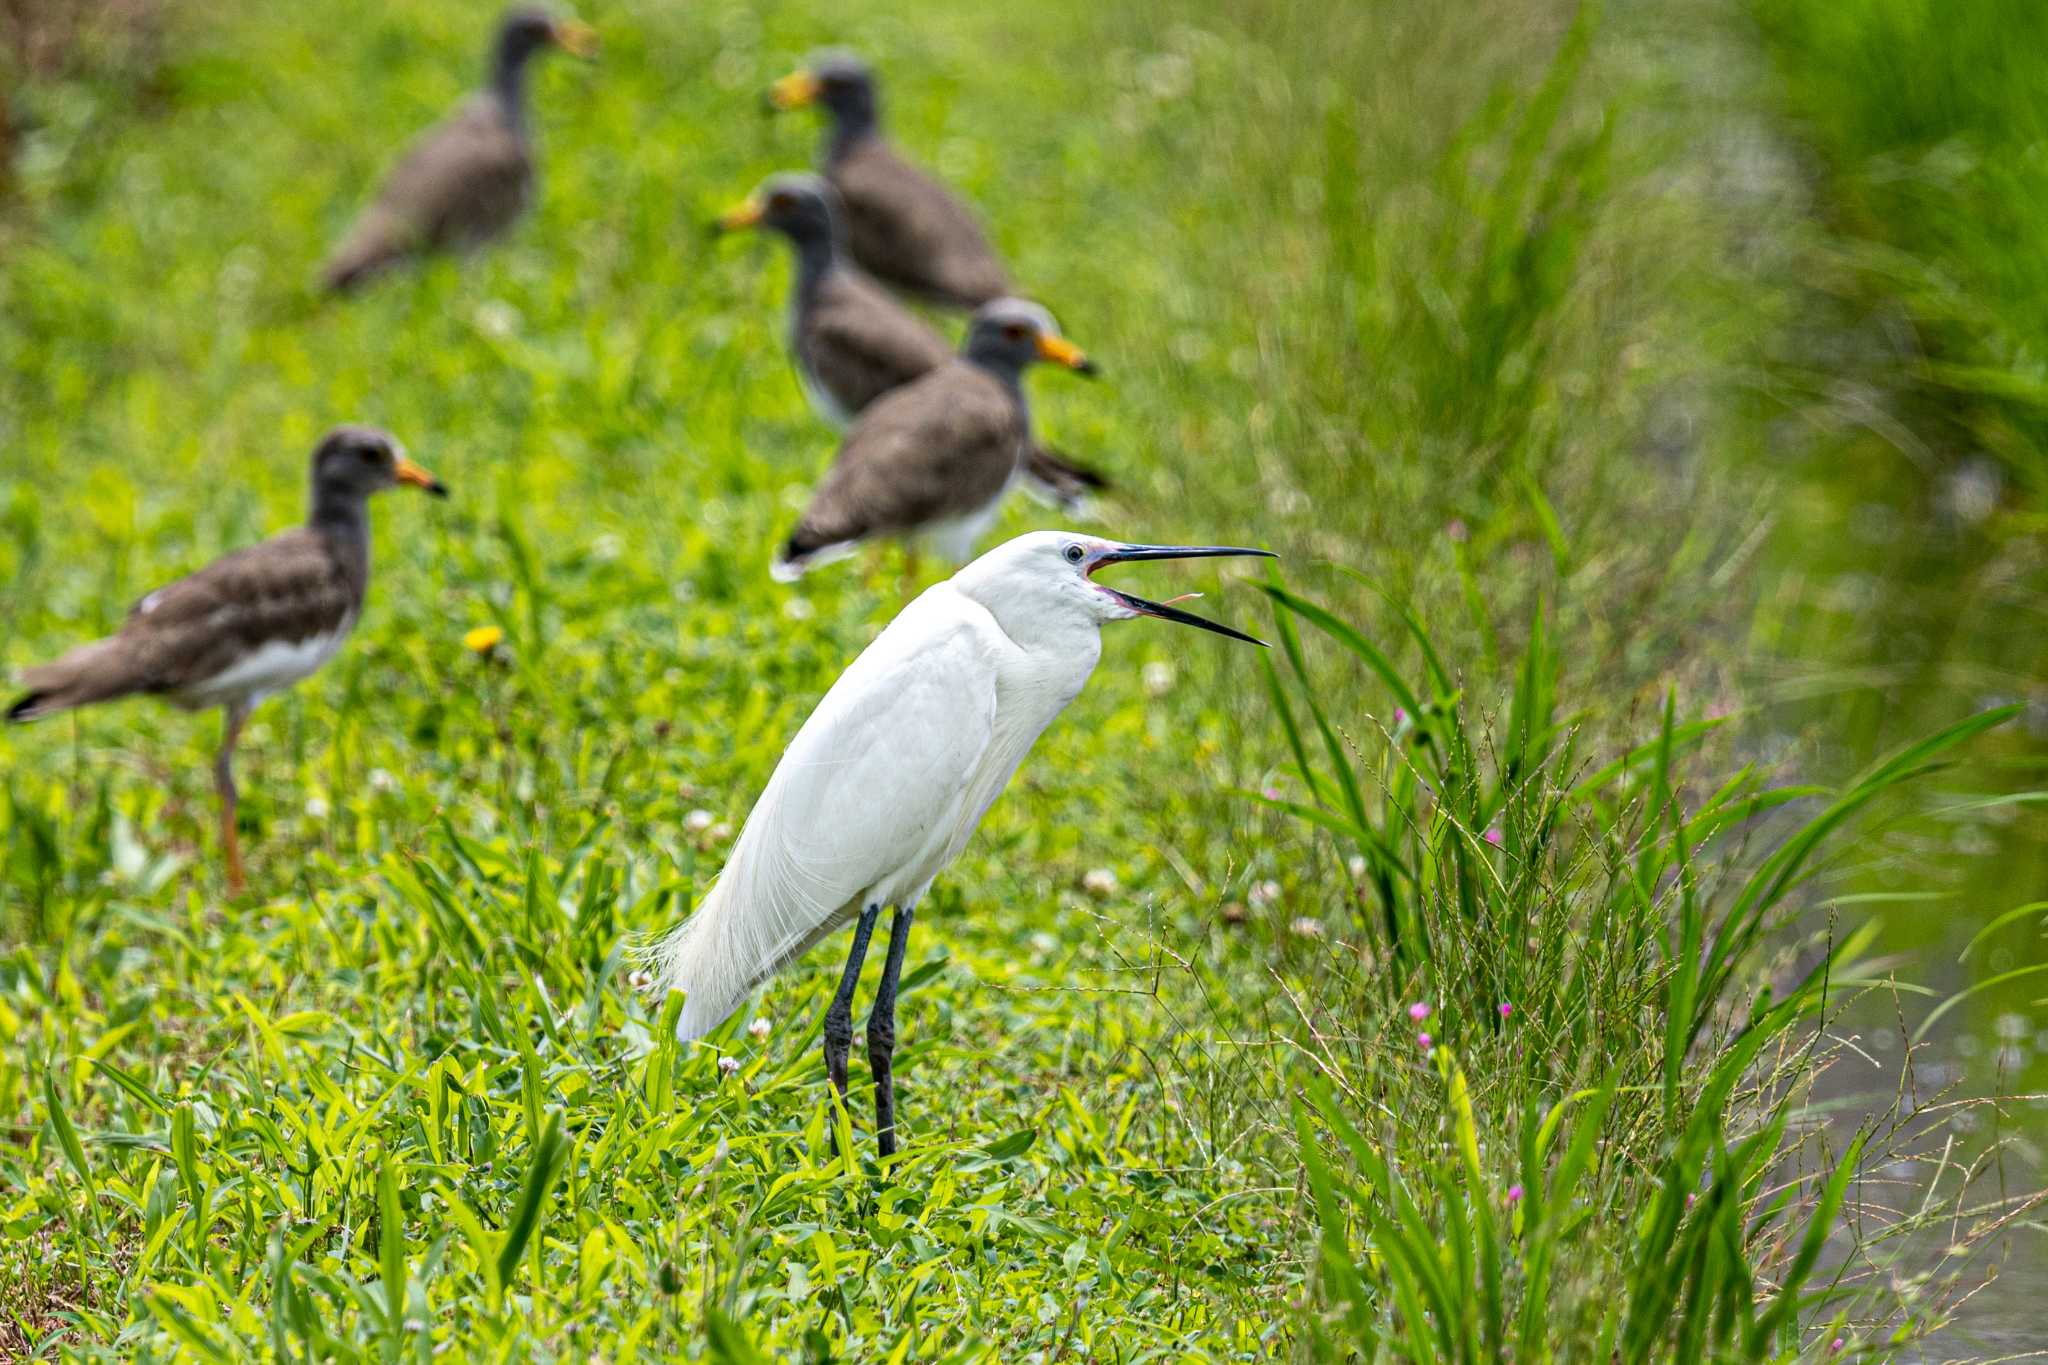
[2,0,2044,1355]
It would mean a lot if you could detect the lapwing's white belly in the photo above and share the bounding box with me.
[174,620,353,710]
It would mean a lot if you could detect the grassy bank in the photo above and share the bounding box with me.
[0,0,2030,1356]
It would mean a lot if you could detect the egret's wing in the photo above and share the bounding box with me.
[658,593,1000,1037]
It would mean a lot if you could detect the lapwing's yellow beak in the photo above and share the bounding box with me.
[1036,333,1098,376]
[552,19,598,58]
[769,70,822,110]
[395,457,449,497]
[716,197,765,232]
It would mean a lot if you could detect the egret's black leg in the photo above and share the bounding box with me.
[824,903,882,1115]
[867,903,916,1158]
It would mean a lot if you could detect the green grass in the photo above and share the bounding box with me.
[1,0,2038,1357]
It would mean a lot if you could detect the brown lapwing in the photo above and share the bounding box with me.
[717,173,1109,512]
[321,6,596,293]
[6,426,448,892]
[767,51,1011,311]
[771,298,1094,581]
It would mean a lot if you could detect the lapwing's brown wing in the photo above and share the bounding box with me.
[827,137,1010,310]
[797,267,956,415]
[786,362,1024,557]
[323,98,530,292]
[795,265,1110,507]
[11,529,363,717]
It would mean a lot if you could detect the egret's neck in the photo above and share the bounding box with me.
[949,573,1105,664]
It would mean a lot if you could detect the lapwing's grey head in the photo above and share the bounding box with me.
[311,426,448,501]
[494,5,597,70]
[768,50,877,130]
[714,172,838,248]
[956,532,1274,643]
[963,298,1098,379]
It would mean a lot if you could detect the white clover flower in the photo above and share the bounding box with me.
[1249,879,1281,908]
[717,1055,740,1077]
[748,1017,772,1040]
[1082,867,1119,898]
[1289,917,1324,939]
[473,299,521,339]
[684,809,716,834]
[1141,660,1175,697]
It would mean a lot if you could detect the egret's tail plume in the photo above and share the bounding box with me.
[648,897,747,1043]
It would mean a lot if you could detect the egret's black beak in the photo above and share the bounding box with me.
[1091,544,1276,646]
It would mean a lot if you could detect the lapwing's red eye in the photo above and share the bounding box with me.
[1004,323,1029,341]
[769,193,794,211]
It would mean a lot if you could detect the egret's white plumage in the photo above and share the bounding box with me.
[658,548,1091,1039]
[652,531,1271,1055]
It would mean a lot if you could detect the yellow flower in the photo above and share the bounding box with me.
[464,625,505,654]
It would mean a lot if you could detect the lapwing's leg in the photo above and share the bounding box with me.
[215,700,252,894]
[824,903,882,1128]
[867,903,916,1158]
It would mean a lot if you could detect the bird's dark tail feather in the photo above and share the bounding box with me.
[1031,446,1110,491]
[8,637,139,720]
[1022,445,1111,513]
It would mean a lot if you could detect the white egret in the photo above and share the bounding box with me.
[651,531,1273,1155]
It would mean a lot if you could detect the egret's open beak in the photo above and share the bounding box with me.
[394,456,449,498]
[1091,544,1275,645]
[714,197,765,233]
[552,19,599,57]
[768,70,822,110]
[1036,333,1098,377]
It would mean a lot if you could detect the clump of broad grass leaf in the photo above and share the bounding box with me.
[1249,571,2017,1358]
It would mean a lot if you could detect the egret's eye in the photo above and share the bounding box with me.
[1063,544,1085,564]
